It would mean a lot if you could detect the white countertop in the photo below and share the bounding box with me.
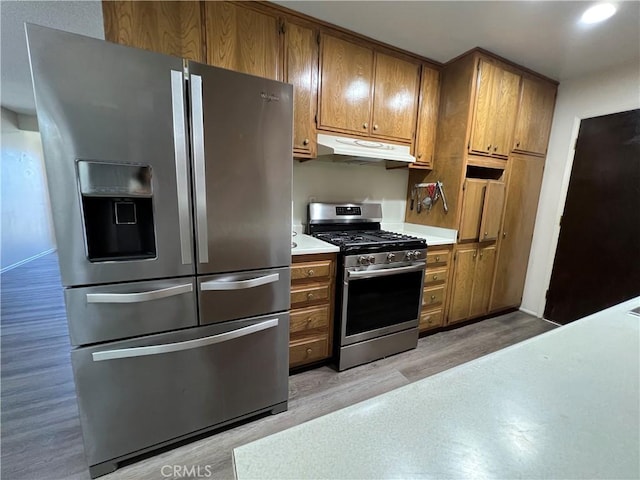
[233,297,640,479]
[291,222,456,255]
[291,233,339,256]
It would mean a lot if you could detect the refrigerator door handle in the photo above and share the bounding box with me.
[86,283,193,304]
[92,318,279,361]
[200,273,280,291]
[190,73,209,264]
[170,69,192,265]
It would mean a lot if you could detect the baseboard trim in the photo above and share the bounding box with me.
[519,307,540,318]
[1,248,56,274]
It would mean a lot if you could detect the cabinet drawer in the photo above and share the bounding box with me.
[424,267,448,287]
[291,282,331,307]
[423,285,445,308]
[290,305,330,334]
[290,335,329,367]
[291,260,332,282]
[426,249,451,267]
[419,308,444,330]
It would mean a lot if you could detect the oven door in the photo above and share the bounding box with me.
[341,262,425,346]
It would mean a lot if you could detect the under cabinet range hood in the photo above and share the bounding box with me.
[316,133,416,164]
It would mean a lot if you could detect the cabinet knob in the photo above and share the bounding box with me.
[516,141,520,148]
[418,153,423,159]
[484,232,488,237]
[480,252,484,258]
[306,317,312,325]
[363,122,368,129]
[430,295,436,300]
[303,138,309,145]
[433,275,438,280]
[306,348,312,356]
[503,232,508,238]
[487,144,492,150]
[307,269,314,277]
[373,124,379,130]
[493,146,498,152]
[435,256,440,262]
[307,293,314,300]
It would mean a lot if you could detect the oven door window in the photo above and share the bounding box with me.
[345,269,422,337]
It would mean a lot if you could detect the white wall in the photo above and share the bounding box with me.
[1,108,55,271]
[293,160,408,227]
[521,63,640,317]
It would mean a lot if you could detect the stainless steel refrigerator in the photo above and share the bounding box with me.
[26,24,292,478]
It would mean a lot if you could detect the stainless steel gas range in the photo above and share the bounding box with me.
[308,203,427,370]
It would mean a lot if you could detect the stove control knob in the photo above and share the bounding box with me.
[358,256,370,265]
[413,250,422,259]
[405,251,415,261]
[368,255,376,264]
[387,253,396,262]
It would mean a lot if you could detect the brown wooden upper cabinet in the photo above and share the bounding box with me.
[102,1,205,62]
[469,59,520,158]
[459,179,505,242]
[319,34,374,135]
[371,53,420,142]
[412,65,440,168]
[319,34,420,143]
[512,77,557,156]
[204,2,282,80]
[285,21,318,158]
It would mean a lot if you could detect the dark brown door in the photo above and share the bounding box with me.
[544,109,640,324]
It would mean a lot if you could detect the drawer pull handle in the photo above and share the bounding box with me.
[93,318,278,361]
[307,293,314,300]
[201,273,279,291]
[307,269,315,277]
[86,283,193,304]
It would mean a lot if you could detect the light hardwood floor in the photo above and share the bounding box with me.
[1,253,556,480]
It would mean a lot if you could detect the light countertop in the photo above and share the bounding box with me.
[291,223,456,255]
[233,296,640,479]
[291,233,339,256]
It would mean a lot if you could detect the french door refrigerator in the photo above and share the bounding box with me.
[26,24,292,478]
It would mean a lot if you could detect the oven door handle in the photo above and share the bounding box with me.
[347,263,425,280]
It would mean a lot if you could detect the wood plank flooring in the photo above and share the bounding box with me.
[1,253,557,480]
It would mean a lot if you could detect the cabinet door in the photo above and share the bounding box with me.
[285,21,318,158]
[491,69,520,157]
[513,77,557,155]
[205,3,281,80]
[459,179,486,242]
[447,246,477,324]
[414,66,440,167]
[469,244,497,317]
[102,1,204,62]
[319,35,374,135]
[371,52,420,142]
[469,59,497,156]
[479,180,506,242]
[490,154,545,311]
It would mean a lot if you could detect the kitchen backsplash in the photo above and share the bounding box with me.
[293,160,409,228]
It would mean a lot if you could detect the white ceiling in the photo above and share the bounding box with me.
[1,1,639,116]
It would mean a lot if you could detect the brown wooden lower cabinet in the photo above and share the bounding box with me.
[490,154,545,311]
[419,245,453,332]
[447,242,497,325]
[289,253,336,368]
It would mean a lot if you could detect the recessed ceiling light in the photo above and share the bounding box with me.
[580,3,617,24]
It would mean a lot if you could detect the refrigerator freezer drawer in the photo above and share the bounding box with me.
[71,313,289,468]
[198,266,290,325]
[65,278,198,346]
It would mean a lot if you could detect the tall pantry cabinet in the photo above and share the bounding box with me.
[405,49,557,326]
